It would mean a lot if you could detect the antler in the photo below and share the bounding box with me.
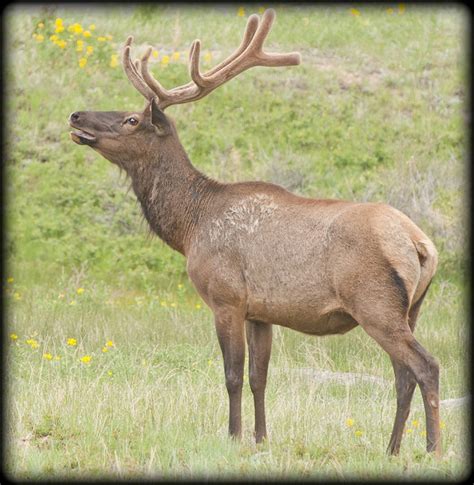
[122,9,301,110]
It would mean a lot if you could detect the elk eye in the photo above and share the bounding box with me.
[126,117,139,126]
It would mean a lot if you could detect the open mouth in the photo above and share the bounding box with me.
[69,125,97,145]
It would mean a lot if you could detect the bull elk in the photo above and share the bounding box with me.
[68,9,440,456]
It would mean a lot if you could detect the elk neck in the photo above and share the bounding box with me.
[127,137,219,255]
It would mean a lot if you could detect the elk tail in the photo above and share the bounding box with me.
[412,239,438,305]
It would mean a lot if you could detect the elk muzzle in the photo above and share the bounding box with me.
[69,112,98,145]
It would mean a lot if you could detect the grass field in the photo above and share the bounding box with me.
[4,3,470,480]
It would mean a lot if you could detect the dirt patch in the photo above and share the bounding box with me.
[273,367,390,386]
[299,48,387,92]
[440,396,470,408]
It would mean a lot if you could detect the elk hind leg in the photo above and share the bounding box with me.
[387,359,417,455]
[357,310,440,456]
[386,290,430,455]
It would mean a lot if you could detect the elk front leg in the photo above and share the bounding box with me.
[214,307,246,439]
[246,320,272,443]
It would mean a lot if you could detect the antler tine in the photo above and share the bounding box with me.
[204,13,260,77]
[248,9,302,66]
[189,40,214,88]
[122,36,156,100]
[140,47,173,100]
[247,8,275,55]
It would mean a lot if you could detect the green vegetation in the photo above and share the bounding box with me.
[5,4,469,480]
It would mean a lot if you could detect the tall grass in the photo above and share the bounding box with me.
[5,279,469,479]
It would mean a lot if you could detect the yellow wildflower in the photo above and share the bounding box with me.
[354,430,363,437]
[86,45,94,55]
[38,22,44,28]
[411,419,419,428]
[55,18,63,27]
[106,34,113,40]
[55,25,64,33]
[161,55,170,65]
[89,24,96,31]
[350,8,361,16]
[13,292,22,301]
[237,7,245,17]
[80,355,92,364]
[177,283,184,289]
[195,303,202,310]
[107,370,113,376]
[69,300,77,305]
[203,52,212,64]
[43,353,53,360]
[10,333,18,340]
[105,340,114,348]
[346,418,354,427]
[152,50,159,58]
[76,40,84,52]
[398,3,405,14]
[172,51,180,61]
[83,30,92,38]
[50,34,58,42]
[79,58,88,69]
[440,420,445,429]
[67,338,77,346]
[35,34,44,42]
[76,287,85,295]
[73,23,83,34]
[405,428,413,434]
[57,40,67,49]
[110,54,119,68]
[26,339,39,349]
[258,7,265,15]
[7,277,14,284]
[102,346,108,353]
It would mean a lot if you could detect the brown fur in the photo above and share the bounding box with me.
[67,11,441,456]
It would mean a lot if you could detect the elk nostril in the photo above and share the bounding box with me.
[69,112,80,122]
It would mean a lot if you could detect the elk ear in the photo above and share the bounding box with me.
[149,98,170,135]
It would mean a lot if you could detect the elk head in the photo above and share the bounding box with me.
[68,9,301,170]
[69,99,173,168]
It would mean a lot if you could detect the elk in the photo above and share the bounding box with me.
[68,9,440,456]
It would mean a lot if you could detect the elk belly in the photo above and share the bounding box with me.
[293,310,359,336]
[246,297,358,336]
